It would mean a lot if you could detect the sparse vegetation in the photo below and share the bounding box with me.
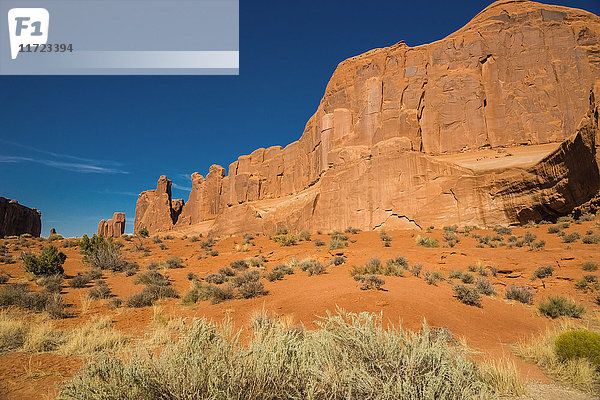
[505,285,534,305]
[562,232,580,243]
[0,284,65,318]
[532,266,554,280]
[230,259,249,270]
[298,231,311,241]
[354,274,385,290]
[265,264,294,281]
[582,261,598,271]
[22,245,66,276]
[299,259,325,276]
[351,257,405,277]
[88,280,111,300]
[416,235,439,248]
[582,235,600,244]
[474,278,495,296]
[538,296,584,319]
[138,227,149,238]
[273,233,298,246]
[69,274,91,288]
[453,284,481,307]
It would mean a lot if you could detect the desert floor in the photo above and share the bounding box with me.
[1,218,599,399]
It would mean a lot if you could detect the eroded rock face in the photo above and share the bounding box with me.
[98,212,126,237]
[135,0,600,236]
[0,198,41,238]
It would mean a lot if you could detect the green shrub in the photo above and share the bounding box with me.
[299,260,325,276]
[582,235,600,244]
[230,259,248,270]
[562,232,580,243]
[138,227,149,238]
[127,284,177,308]
[69,274,91,288]
[274,234,298,247]
[205,273,225,285]
[354,274,385,290]
[453,285,482,307]
[248,256,265,268]
[81,237,125,272]
[554,330,600,367]
[582,262,598,271]
[474,278,495,296]
[182,282,234,305]
[328,236,347,250]
[200,238,215,251]
[22,245,66,276]
[231,270,260,287]
[265,264,294,281]
[89,280,111,300]
[165,257,184,269]
[532,266,554,280]
[505,285,534,305]
[424,271,444,285]
[538,296,584,319]
[416,235,439,248]
[298,231,311,241]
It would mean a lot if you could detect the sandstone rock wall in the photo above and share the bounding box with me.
[135,0,600,236]
[0,197,41,238]
[98,212,126,238]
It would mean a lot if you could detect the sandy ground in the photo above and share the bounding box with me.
[1,218,599,399]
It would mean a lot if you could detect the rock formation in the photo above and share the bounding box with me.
[98,212,126,237]
[135,0,600,236]
[0,197,41,238]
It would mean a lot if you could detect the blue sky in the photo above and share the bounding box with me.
[1,0,599,238]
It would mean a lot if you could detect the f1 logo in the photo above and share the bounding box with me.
[8,8,49,60]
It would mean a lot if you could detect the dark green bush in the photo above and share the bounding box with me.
[138,227,149,238]
[22,245,66,276]
[555,330,600,367]
[538,296,584,319]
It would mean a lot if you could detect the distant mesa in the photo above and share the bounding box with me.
[98,212,126,238]
[0,197,41,238]
[135,0,600,236]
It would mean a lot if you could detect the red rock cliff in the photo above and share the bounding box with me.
[0,197,41,238]
[135,0,600,235]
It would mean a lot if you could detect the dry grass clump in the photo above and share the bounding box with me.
[416,235,439,248]
[515,322,600,394]
[58,310,511,399]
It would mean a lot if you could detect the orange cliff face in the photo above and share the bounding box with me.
[135,0,600,236]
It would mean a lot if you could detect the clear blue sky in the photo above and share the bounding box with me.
[1,0,598,238]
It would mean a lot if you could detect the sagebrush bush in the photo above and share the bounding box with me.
[505,285,534,305]
[582,235,600,244]
[298,231,311,241]
[0,274,8,284]
[165,257,184,269]
[88,280,111,300]
[37,274,63,293]
[493,226,512,235]
[460,273,474,284]
[230,259,248,270]
[582,261,598,271]
[424,271,444,286]
[231,270,260,287]
[265,264,294,281]
[83,238,125,272]
[69,274,91,288]
[532,266,554,280]
[331,256,346,266]
[314,239,325,247]
[555,330,600,367]
[410,264,423,277]
[134,270,169,286]
[474,278,495,296]
[22,245,66,276]
[274,234,298,246]
[205,273,225,284]
[453,285,482,307]
[299,260,325,276]
[416,235,439,248]
[58,311,496,400]
[538,296,584,319]
[219,267,236,276]
[0,284,65,318]
[354,274,385,290]
[237,281,267,299]
[351,257,405,277]
[328,236,347,250]
[127,284,177,308]
[562,232,580,243]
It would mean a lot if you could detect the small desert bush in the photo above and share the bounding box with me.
[424,271,444,286]
[328,236,347,250]
[515,324,599,393]
[379,230,392,246]
[299,259,325,276]
[331,256,346,266]
[351,257,405,277]
[538,296,584,319]
[37,274,64,293]
[0,284,65,318]
[273,234,298,247]
[200,238,215,251]
[314,239,325,247]
[460,272,474,284]
[88,280,111,300]
[134,270,169,286]
[354,274,385,290]
[83,239,125,272]
[562,232,581,243]
[474,278,495,296]
[0,274,8,284]
[138,228,149,237]
[230,259,249,271]
[493,225,512,235]
[416,235,439,248]
[410,264,423,277]
[188,235,199,243]
[298,231,311,241]
[219,267,236,276]
[127,285,177,308]
[58,311,501,399]
[582,261,598,271]
[453,285,482,307]
[265,264,294,281]
[22,245,66,276]
[247,256,265,268]
[69,274,91,288]
[505,285,534,305]
[152,235,162,244]
[165,257,184,269]
[187,272,198,281]
[182,282,234,305]
[532,266,554,280]
[583,235,600,244]
[548,225,561,234]
[205,273,225,285]
[237,281,267,299]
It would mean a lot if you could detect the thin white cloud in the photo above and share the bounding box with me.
[0,155,128,174]
[172,182,192,192]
